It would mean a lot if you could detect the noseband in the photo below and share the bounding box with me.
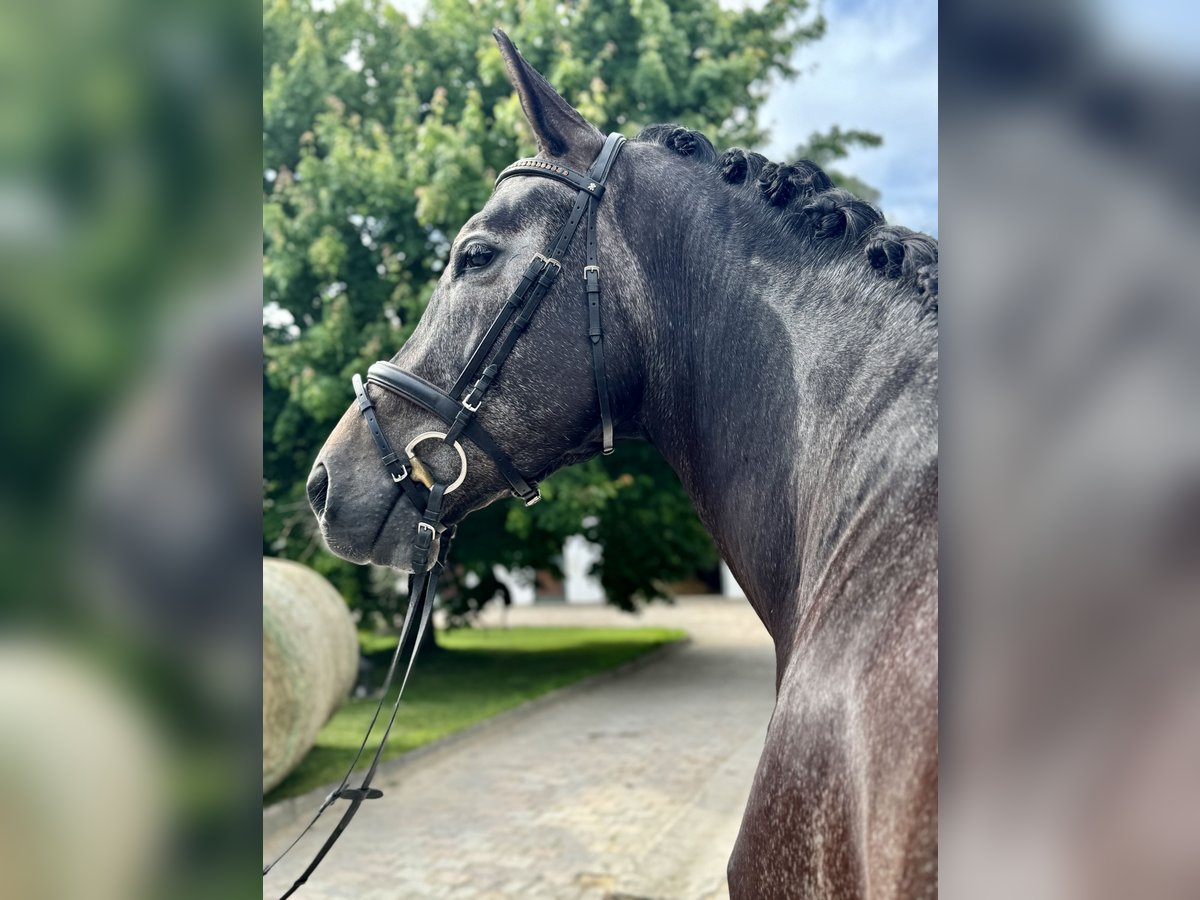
[264,132,626,897]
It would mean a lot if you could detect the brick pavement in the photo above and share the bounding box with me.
[263,597,777,900]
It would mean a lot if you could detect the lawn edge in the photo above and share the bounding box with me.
[263,633,691,837]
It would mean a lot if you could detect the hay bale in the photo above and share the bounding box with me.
[263,558,358,793]
[0,643,165,900]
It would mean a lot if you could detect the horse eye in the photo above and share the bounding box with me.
[462,243,495,270]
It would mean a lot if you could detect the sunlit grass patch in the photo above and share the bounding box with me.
[266,626,685,803]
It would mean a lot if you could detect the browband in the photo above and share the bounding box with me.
[496,157,606,196]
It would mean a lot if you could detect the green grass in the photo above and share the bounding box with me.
[266,625,686,803]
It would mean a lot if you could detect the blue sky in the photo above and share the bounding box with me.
[759,0,938,234]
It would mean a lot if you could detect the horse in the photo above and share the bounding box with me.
[308,29,938,900]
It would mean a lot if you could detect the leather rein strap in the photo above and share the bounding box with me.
[264,132,625,898]
[262,529,453,898]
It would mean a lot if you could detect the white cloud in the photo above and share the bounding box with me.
[761,0,938,233]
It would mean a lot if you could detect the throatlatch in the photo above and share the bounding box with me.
[264,132,626,898]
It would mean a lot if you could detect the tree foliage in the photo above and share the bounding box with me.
[264,0,872,623]
[790,125,883,202]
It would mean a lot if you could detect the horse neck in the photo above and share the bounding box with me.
[624,185,938,657]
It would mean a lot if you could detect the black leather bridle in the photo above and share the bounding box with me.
[264,132,626,897]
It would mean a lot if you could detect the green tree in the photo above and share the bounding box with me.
[791,125,883,203]
[264,0,871,629]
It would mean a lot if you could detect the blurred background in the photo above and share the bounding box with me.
[941,1,1200,897]
[0,0,261,895]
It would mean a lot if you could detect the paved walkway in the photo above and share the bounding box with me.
[263,597,777,900]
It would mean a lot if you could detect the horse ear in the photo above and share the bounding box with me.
[493,28,603,160]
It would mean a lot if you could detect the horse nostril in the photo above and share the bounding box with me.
[307,463,330,518]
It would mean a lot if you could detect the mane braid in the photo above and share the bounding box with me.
[635,124,939,318]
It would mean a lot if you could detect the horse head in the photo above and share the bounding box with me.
[309,31,646,571]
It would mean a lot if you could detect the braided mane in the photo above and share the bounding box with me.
[635,125,939,318]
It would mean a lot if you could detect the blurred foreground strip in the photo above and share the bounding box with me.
[943,1,1200,897]
[0,642,166,900]
[0,0,260,894]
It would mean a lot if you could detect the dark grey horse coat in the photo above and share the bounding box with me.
[310,30,938,900]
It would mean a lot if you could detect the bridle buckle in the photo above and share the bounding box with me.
[523,489,542,507]
[534,253,561,272]
[583,265,600,279]
[391,465,410,484]
[416,521,436,538]
[461,394,481,413]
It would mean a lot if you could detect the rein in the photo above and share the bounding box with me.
[264,132,626,897]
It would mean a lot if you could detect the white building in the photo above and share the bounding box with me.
[495,536,744,604]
